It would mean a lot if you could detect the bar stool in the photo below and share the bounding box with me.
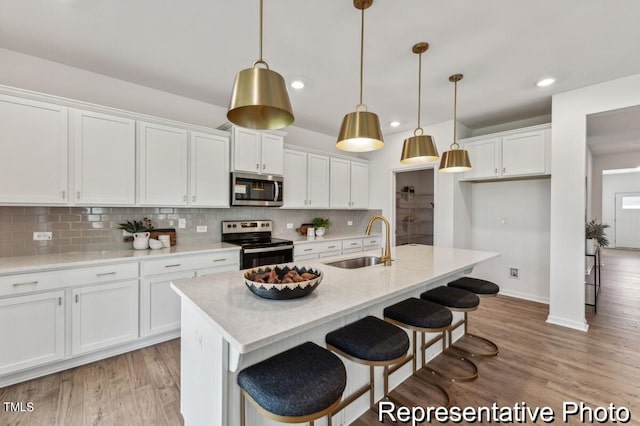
[421,285,498,358]
[325,315,412,420]
[447,277,500,356]
[237,342,346,425]
[384,298,478,385]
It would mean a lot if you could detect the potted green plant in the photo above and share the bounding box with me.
[312,217,331,237]
[119,218,154,249]
[585,219,609,254]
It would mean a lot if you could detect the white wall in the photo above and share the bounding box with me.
[470,179,551,303]
[602,171,640,247]
[0,48,347,158]
[590,151,640,220]
[364,120,472,248]
[549,72,640,331]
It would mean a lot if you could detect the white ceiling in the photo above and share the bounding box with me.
[2,0,640,139]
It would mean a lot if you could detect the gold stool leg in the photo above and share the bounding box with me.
[240,390,246,426]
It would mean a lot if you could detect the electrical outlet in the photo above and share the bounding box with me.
[347,221,353,226]
[286,223,294,229]
[178,218,186,229]
[196,225,207,233]
[33,232,52,241]
[509,267,519,278]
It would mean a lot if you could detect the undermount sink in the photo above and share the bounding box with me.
[324,256,383,269]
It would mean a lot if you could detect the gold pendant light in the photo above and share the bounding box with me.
[227,0,294,130]
[439,74,472,173]
[336,0,384,152]
[400,42,439,164]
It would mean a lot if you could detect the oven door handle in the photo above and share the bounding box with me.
[243,244,294,254]
[274,181,280,202]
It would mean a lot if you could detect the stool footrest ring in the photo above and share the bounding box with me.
[422,350,479,382]
[451,333,499,357]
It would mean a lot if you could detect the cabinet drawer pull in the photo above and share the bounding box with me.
[96,271,117,277]
[212,258,227,262]
[369,240,377,244]
[13,281,38,287]
[328,245,336,249]
[165,264,181,268]
[304,248,313,252]
[350,242,358,246]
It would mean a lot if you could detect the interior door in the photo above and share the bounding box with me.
[615,192,640,249]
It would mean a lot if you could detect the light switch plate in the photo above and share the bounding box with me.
[178,218,186,229]
[286,223,294,229]
[196,225,207,233]
[33,232,52,241]
[347,221,353,226]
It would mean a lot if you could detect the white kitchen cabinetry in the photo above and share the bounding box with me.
[138,121,189,206]
[71,280,139,355]
[224,125,285,175]
[330,159,369,209]
[140,250,239,336]
[342,238,364,254]
[0,94,68,205]
[363,236,382,250]
[294,240,342,261]
[283,149,330,208]
[0,291,65,375]
[461,124,550,181]
[190,131,229,207]
[72,109,136,205]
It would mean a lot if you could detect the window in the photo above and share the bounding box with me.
[621,196,640,210]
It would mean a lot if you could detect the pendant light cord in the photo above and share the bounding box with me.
[452,78,459,149]
[416,52,422,132]
[259,0,263,63]
[358,6,365,108]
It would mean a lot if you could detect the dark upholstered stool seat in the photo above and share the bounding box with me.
[448,277,499,295]
[384,298,452,329]
[326,316,409,362]
[421,286,479,310]
[237,342,346,418]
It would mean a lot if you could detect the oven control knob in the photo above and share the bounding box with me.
[233,224,237,228]
[226,224,231,228]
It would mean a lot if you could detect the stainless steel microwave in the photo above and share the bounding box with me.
[231,172,283,207]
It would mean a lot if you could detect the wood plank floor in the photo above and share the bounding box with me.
[1,248,638,425]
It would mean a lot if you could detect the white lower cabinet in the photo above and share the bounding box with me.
[0,291,65,375]
[294,236,382,261]
[71,280,139,355]
[141,271,193,337]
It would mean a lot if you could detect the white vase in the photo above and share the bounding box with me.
[315,227,326,237]
[133,232,150,250]
[585,238,597,255]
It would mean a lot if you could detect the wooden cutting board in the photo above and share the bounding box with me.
[150,228,177,246]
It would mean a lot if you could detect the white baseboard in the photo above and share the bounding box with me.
[499,289,549,304]
[546,315,589,332]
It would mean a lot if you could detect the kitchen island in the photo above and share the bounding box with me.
[171,244,499,426]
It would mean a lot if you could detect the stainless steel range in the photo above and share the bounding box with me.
[221,220,293,269]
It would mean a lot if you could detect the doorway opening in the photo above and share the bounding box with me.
[394,169,434,246]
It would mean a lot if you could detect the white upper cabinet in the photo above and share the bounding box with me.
[138,121,189,206]
[349,161,369,209]
[329,158,369,209]
[225,125,285,175]
[190,131,229,207]
[283,149,330,209]
[461,124,551,181]
[0,94,68,204]
[72,109,136,205]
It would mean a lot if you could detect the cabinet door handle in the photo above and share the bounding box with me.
[75,294,79,303]
[76,191,81,201]
[256,163,260,170]
[262,164,266,170]
[165,264,181,268]
[308,200,311,205]
[13,280,38,287]
[192,195,196,202]
[97,271,117,277]
[304,200,308,205]
[183,195,187,202]
[503,167,506,173]
[62,190,66,200]
[213,258,227,262]
[495,168,498,174]
[58,297,62,306]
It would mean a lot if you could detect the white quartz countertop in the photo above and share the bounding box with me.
[0,243,240,275]
[171,244,499,354]
[283,232,382,244]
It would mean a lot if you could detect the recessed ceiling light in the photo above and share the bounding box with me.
[537,78,556,87]
[390,121,401,127]
[290,80,305,90]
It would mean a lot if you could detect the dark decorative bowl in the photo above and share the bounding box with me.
[243,265,323,300]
